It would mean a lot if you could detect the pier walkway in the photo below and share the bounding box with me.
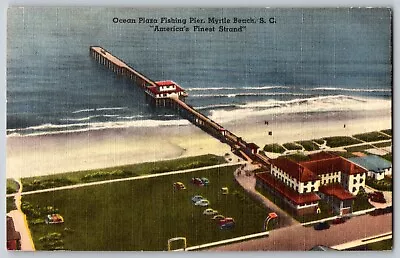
[90,46,270,167]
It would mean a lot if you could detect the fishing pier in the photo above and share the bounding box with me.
[89,46,270,165]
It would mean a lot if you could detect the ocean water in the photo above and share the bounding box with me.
[6,7,392,136]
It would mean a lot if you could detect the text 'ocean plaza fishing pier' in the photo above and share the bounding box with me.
[89,46,270,166]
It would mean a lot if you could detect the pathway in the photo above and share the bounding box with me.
[7,179,35,251]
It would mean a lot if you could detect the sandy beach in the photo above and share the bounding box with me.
[6,108,391,178]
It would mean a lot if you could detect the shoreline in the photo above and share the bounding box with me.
[6,109,391,178]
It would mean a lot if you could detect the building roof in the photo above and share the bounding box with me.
[348,155,392,173]
[318,184,355,200]
[300,156,367,176]
[155,80,176,86]
[6,216,21,241]
[146,85,185,95]
[256,172,321,205]
[269,157,320,182]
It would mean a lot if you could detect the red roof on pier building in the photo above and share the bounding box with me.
[147,85,185,95]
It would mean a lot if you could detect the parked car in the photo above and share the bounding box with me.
[212,215,225,221]
[200,177,210,186]
[219,217,235,226]
[220,221,235,230]
[369,192,386,203]
[383,206,393,213]
[332,217,346,225]
[173,182,186,190]
[45,214,64,224]
[195,199,210,207]
[368,191,384,198]
[203,208,218,215]
[369,207,392,216]
[314,222,330,230]
[191,195,204,203]
[191,177,204,186]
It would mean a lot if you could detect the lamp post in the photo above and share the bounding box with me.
[264,212,278,231]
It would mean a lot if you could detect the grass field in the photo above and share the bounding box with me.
[323,136,362,148]
[21,154,226,192]
[284,153,310,162]
[382,153,392,162]
[344,144,374,152]
[6,197,16,213]
[372,142,392,148]
[23,165,270,251]
[296,141,320,151]
[380,129,392,136]
[366,176,392,192]
[7,179,18,194]
[263,144,285,153]
[353,131,391,142]
[282,143,303,150]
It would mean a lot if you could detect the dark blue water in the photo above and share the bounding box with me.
[7,7,392,135]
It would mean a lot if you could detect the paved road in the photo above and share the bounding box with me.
[209,212,392,251]
[234,166,299,228]
[6,162,245,197]
[7,179,35,251]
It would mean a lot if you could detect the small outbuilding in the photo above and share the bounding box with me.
[348,155,392,180]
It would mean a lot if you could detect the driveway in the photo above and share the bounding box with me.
[234,165,299,228]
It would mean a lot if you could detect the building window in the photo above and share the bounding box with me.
[352,187,357,193]
[360,178,364,184]
[353,179,357,185]
[311,187,315,192]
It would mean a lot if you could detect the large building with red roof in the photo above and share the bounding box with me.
[255,152,368,216]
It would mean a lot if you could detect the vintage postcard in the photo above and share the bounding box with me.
[6,7,392,251]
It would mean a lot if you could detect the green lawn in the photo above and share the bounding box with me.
[382,153,392,162]
[296,141,320,151]
[284,153,310,162]
[366,176,392,192]
[380,129,392,136]
[372,142,392,148]
[330,151,357,158]
[263,144,285,153]
[353,131,391,142]
[282,143,303,150]
[313,139,325,145]
[21,154,226,192]
[23,165,270,251]
[344,144,374,152]
[324,136,362,148]
[6,197,16,213]
[7,179,19,194]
